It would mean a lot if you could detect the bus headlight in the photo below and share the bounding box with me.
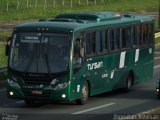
[54,81,70,90]
[157,88,159,92]
[7,78,20,88]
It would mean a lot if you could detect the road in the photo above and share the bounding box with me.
[0,54,160,120]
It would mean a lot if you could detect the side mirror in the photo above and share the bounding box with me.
[5,37,11,56]
[5,44,9,56]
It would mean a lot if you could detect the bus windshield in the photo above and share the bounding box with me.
[10,33,71,74]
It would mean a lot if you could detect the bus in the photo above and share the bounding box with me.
[6,12,155,105]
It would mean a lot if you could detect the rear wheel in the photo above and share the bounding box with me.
[76,82,89,105]
[125,72,133,92]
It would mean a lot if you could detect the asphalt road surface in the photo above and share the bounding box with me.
[0,53,160,120]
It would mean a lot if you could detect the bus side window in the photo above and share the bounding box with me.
[122,27,132,49]
[126,27,132,48]
[122,27,126,49]
[96,31,102,53]
[148,23,153,44]
[85,32,96,56]
[132,26,136,47]
[142,24,149,45]
[102,30,108,52]
[139,25,143,46]
[115,28,120,50]
[109,29,115,51]
[74,36,84,67]
[85,33,91,55]
[90,32,96,54]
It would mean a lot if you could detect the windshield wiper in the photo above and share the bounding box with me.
[44,37,52,77]
[44,52,52,77]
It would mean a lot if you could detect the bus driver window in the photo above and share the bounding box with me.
[73,37,84,67]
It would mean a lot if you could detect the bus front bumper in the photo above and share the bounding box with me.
[7,83,70,102]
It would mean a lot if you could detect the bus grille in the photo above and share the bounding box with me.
[23,77,52,85]
[22,89,52,98]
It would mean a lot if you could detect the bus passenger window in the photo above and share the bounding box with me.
[148,23,153,44]
[85,32,96,55]
[102,30,108,52]
[139,25,143,45]
[132,26,139,47]
[126,27,131,48]
[115,28,120,50]
[85,33,91,55]
[122,27,131,49]
[122,28,126,49]
[142,24,149,45]
[74,37,84,67]
[96,31,102,53]
[109,29,115,51]
[132,26,136,47]
[90,32,96,54]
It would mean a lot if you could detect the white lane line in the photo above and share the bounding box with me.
[154,57,160,60]
[72,103,115,114]
[154,65,160,69]
[16,100,24,104]
[0,89,6,92]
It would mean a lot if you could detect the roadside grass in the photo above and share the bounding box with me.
[0,0,159,21]
[0,31,11,42]
[0,44,7,67]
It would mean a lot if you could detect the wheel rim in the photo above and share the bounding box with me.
[82,83,88,101]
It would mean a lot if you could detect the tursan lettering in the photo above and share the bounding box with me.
[87,61,103,70]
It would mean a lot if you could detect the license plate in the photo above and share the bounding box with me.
[32,90,42,95]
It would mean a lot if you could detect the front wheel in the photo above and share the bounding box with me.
[76,82,89,105]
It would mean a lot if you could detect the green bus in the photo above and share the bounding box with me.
[6,12,155,104]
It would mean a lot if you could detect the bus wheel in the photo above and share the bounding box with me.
[125,73,133,92]
[76,82,89,105]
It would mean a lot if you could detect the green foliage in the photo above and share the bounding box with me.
[0,32,11,42]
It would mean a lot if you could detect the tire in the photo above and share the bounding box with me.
[125,72,133,92]
[76,82,89,105]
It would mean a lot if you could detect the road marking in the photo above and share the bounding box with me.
[154,65,160,69]
[16,100,24,104]
[0,89,6,92]
[154,57,160,60]
[72,103,115,114]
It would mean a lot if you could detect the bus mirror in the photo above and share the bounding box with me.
[5,44,9,56]
[5,37,11,56]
